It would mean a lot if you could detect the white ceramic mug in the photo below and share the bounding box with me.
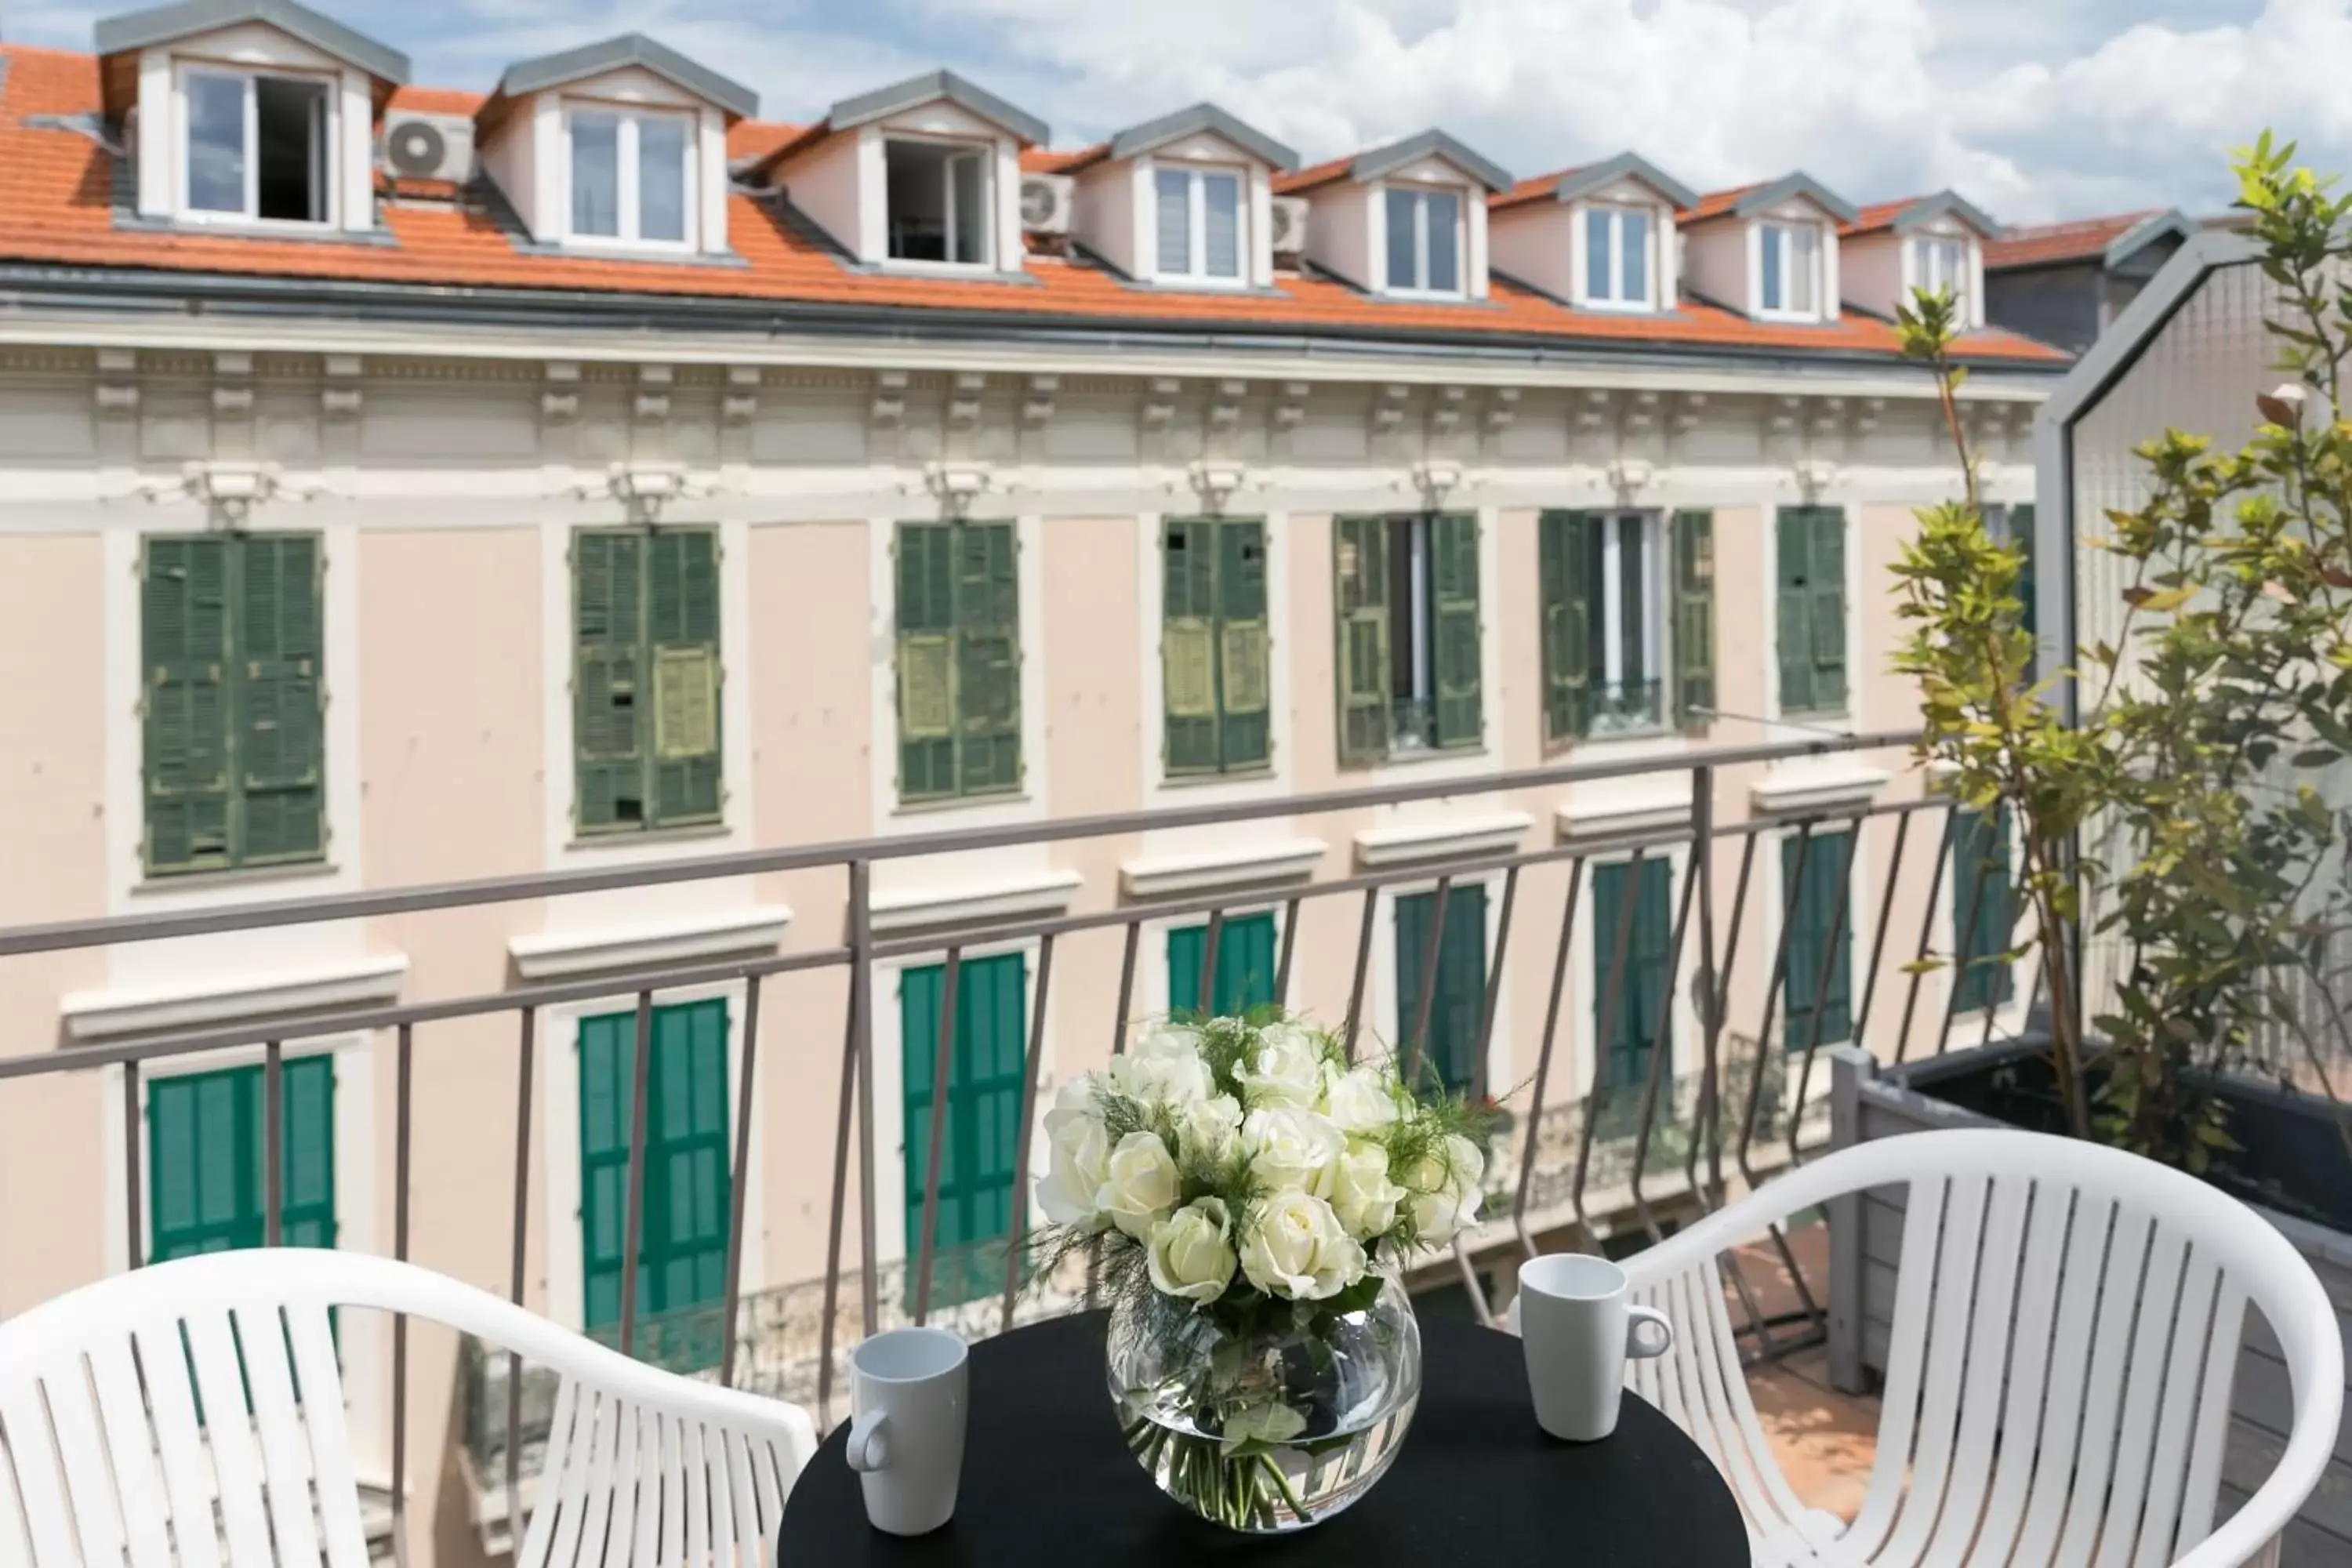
[844,1326,969,1536]
[1515,1253,1673,1442]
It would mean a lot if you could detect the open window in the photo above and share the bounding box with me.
[885,140,991,266]
[1583,205,1653,309]
[1758,220,1822,316]
[568,106,694,247]
[1153,166,1245,283]
[1334,513,1482,762]
[180,67,332,223]
[1383,187,1463,296]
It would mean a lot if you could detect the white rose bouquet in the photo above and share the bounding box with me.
[1033,1011,1496,1532]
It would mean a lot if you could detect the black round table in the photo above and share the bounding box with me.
[782,1310,1750,1565]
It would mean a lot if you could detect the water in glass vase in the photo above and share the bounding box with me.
[1105,1272,1422,1534]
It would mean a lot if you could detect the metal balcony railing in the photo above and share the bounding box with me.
[0,726,2089,1555]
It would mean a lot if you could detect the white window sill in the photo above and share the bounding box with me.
[877,258,1010,278]
[171,212,340,235]
[1751,757,1891,817]
[1383,286,1468,302]
[1120,839,1328,901]
[559,237,703,260]
[61,955,409,1042]
[1752,306,1830,325]
[134,860,339,897]
[1577,296,1657,314]
[1150,272,1251,289]
[1555,771,1693,842]
[869,869,1083,935]
[508,906,794,981]
[1353,812,1533,869]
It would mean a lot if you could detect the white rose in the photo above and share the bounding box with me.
[1327,1143,1407,1240]
[1236,1024,1327,1108]
[1099,1130,1181,1240]
[1146,1197,1237,1305]
[1319,1062,1402,1138]
[1220,1399,1308,1454]
[1240,1105,1346,1197]
[1035,1083,1111,1231]
[1403,1133,1486,1246]
[1240,1191,1369,1301]
[1178,1095,1245,1169]
[1115,1027,1214,1106]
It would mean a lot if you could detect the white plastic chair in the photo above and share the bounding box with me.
[0,1249,818,1568]
[1610,1128,2344,1568]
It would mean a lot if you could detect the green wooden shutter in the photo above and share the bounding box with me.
[150,1056,336,1262]
[955,523,1024,797]
[1775,509,1813,714]
[1162,519,1221,776]
[234,534,326,866]
[1809,509,1848,713]
[647,529,723,829]
[1429,513,1483,750]
[896,524,958,803]
[1672,510,1716,726]
[1955,808,2016,1014]
[1539,511,1598,744]
[1593,860,1671,1135]
[142,535,235,875]
[575,529,648,832]
[1167,911,1278,1018]
[1396,885,1486,1097]
[902,953,1027,1308]
[1218,521,1272,771]
[1334,517,1392,764]
[1780,832,1854,1050]
[579,1000,733,1369]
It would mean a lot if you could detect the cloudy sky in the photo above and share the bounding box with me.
[10,0,2345,223]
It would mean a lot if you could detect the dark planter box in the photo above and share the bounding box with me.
[1827,1040,2352,1566]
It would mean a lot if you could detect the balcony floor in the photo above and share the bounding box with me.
[1731,1228,1881,1523]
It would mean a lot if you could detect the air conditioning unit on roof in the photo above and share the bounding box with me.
[380,111,475,183]
[1019,172,1075,235]
[1271,195,1309,258]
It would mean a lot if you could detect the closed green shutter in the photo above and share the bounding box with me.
[1429,513,1483,749]
[1218,521,1272,771]
[1781,832,1854,1051]
[1593,859,1672,1136]
[1334,517,1392,765]
[897,523,1023,803]
[151,1055,336,1261]
[648,530,722,828]
[896,524,958,801]
[1672,510,1716,725]
[1168,911,1279,1018]
[1954,808,2016,1014]
[1162,519,1221,775]
[1540,510,1597,744]
[574,530,647,832]
[902,954,1027,1308]
[1777,507,1847,716]
[579,1000,731,1370]
[1395,884,1487,1097]
[142,536,235,874]
[234,534,326,865]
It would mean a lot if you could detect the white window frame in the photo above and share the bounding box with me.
[564,101,698,252]
[1581,205,1655,310]
[1592,510,1667,735]
[1911,234,1969,310]
[1383,185,1466,299]
[1755,219,1824,320]
[882,136,995,270]
[1152,163,1248,286]
[173,61,336,229]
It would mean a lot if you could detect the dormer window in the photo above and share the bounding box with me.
[1153,165,1244,283]
[180,66,332,224]
[568,105,694,246]
[1913,234,1967,307]
[1385,186,1462,296]
[1759,220,1822,316]
[886,138,991,266]
[1583,205,1653,309]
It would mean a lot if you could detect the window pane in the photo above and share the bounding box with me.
[1203,172,1240,278]
[1791,224,1817,312]
[949,150,988,265]
[1619,209,1650,303]
[1155,168,1192,275]
[1585,209,1613,300]
[187,73,247,213]
[1759,224,1784,310]
[1385,188,1419,290]
[1425,191,1461,292]
[1617,515,1644,684]
[253,77,328,223]
[572,113,620,238]
[637,115,688,243]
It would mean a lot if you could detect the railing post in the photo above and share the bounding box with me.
[1896,806,1960,1064]
[1196,909,1225,1015]
[123,1060,143,1271]
[1689,766,1723,1210]
[390,1022,412,1567]
[1514,858,1584,1259]
[720,976,762,1388]
[1788,822,1864,1164]
[618,990,654,1359]
[1001,935,1055,1330]
[1826,1045,1875,1394]
[913,950,962,1326]
[1403,877,1452,1088]
[1572,849,1646,1242]
[1342,887,1378,1063]
[506,1007,534,1546]
[263,1040,283,1248]
[1474,867,1519,1104]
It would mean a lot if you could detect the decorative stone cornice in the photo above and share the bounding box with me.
[542,361,580,421]
[95,347,138,414]
[1022,374,1058,426]
[1142,376,1181,429]
[1412,458,1463,510]
[1209,379,1247,434]
[212,351,252,415]
[1188,459,1247,514]
[1607,456,1654,502]
[948,372,986,431]
[1372,383,1410,434]
[1483,386,1519,433]
[635,364,673,422]
[1275,381,1310,430]
[321,354,363,419]
[870,368,909,428]
[724,365,760,423]
[924,459,993,519]
[1794,457,1841,502]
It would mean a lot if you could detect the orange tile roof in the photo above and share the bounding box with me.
[1841,198,1914,237]
[1021,145,1101,175]
[1983,211,2159,270]
[0,45,2067,367]
[1272,154,1353,196]
[1490,165,1586,212]
[1682,182,1762,223]
[387,85,485,117]
[726,118,805,164]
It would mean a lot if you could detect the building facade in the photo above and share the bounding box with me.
[0,2,2067,1560]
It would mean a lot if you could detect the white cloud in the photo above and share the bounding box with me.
[8,0,2336,222]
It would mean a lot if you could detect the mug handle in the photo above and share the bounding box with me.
[1624,1305,1673,1360]
[847,1411,892,1473]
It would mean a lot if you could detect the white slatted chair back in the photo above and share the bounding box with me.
[0,1250,818,1568]
[1617,1129,2343,1568]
